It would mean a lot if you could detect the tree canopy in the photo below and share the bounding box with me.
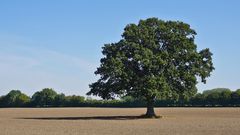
[203,88,231,96]
[0,90,30,107]
[31,88,57,107]
[87,18,214,117]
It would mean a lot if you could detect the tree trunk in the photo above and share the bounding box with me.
[145,99,156,117]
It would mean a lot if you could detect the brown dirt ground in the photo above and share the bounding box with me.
[0,107,239,135]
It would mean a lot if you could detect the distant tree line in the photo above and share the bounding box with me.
[0,88,240,107]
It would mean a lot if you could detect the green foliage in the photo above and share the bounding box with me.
[206,92,220,105]
[231,89,240,105]
[235,89,240,95]
[65,95,85,106]
[0,96,3,106]
[200,88,232,106]
[87,17,214,112]
[203,88,231,96]
[121,96,135,102]
[0,88,240,107]
[54,93,66,106]
[0,90,30,107]
[219,90,231,105]
[15,93,30,107]
[191,93,205,106]
[31,88,57,107]
[4,90,22,106]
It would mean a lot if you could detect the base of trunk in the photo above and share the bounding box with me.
[146,108,156,117]
[144,97,161,118]
[145,100,159,118]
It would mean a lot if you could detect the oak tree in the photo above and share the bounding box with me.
[87,18,214,117]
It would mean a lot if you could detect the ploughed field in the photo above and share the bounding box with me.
[0,108,239,135]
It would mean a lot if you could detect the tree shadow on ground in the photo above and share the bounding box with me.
[16,115,159,120]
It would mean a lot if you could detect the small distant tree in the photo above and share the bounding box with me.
[54,93,66,107]
[87,18,214,117]
[0,90,30,107]
[15,93,30,107]
[4,90,22,106]
[231,89,240,105]
[191,93,205,106]
[203,88,232,106]
[219,90,231,105]
[203,88,231,96]
[64,95,85,107]
[206,92,220,106]
[31,88,57,107]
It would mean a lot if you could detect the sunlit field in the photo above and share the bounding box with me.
[0,108,239,135]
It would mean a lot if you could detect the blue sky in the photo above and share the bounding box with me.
[0,0,240,96]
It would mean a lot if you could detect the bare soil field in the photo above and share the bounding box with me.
[0,107,239,135]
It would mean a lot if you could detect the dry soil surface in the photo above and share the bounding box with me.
[0,108,239,135]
